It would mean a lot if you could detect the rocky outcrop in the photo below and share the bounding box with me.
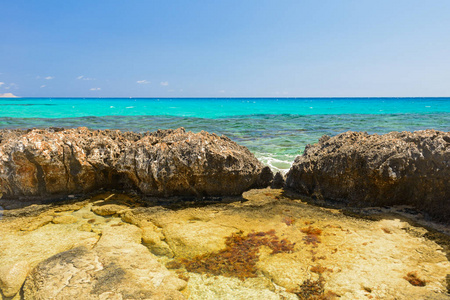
[0,127,272,200]
[270,172,285,189]
[286,130,450,221]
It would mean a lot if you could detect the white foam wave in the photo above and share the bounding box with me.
[254,152,295,174]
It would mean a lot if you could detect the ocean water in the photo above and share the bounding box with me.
[1,97,449,173]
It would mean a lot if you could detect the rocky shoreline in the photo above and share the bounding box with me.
[286,129,450,222]
[0,127,449,299]
[1,128,448,220]
[0,127,272,200]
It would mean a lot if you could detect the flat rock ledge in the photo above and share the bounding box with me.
[1,190,449,299]
[0,127,272,200]
[286,130,450,221]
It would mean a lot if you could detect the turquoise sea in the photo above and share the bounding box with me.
[1,97,449,173]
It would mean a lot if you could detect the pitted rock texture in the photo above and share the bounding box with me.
[0,127,271,200]
[286,130,450,221]
[1,190,449,299]
[22,224,187,300]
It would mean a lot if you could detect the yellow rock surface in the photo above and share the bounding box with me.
[0,189,449,299]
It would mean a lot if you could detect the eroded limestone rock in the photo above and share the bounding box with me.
[0,261,30,297]
[286,130,450,221]
[52,215,78,224]
[124,189,450,299]
[0,127,272,200]
[91,204,128,216]
[1,190,449,299]
[22,223,187,300]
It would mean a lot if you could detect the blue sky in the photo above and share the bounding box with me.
[1,0,450,97]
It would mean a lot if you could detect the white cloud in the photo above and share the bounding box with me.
[90,87,101,91]
[137,80,150,84]
[40,85,46,88]
[219,90,225,93]
[160,81,169,86]
[45,76,54,80]
[77,75,95,80]
[0,82,4,87]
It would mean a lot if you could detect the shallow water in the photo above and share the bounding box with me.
[1,98,449,172]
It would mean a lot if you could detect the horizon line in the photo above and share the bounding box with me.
[2,96,450,99]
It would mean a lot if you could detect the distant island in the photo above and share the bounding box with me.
[0,93,18,98]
